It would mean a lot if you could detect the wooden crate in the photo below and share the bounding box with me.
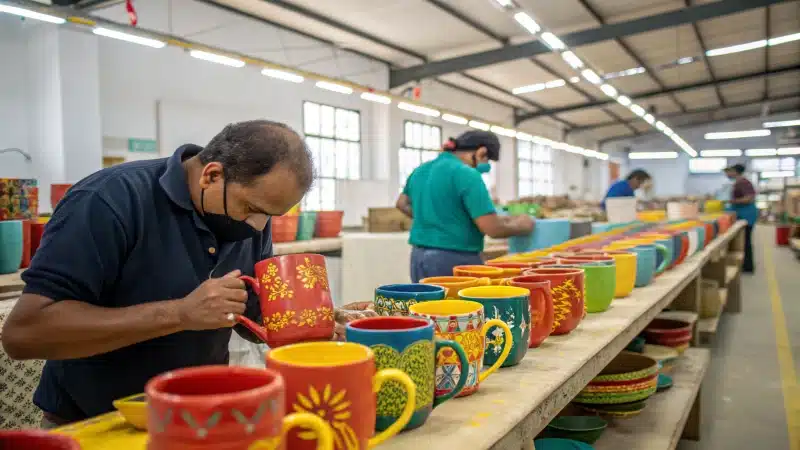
[367,207,412,233]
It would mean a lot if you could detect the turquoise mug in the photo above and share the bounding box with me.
[606,242,668,287]
[374,284,446,316]
[0,220,23,274]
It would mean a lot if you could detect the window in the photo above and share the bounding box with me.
[689,158,727,174]
[517,140,554,196]
[302,101,361,210]
[399,121,441,189]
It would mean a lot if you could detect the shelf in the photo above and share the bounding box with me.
[593,348,710,450]
[0,270,24,295]
[273,237,342,255]
[697,288,727,338]
[725,265,740,285]
[657,310,699,325]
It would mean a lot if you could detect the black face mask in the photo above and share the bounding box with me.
[200,180,260,242]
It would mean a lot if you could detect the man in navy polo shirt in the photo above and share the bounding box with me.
[1,120,371,426]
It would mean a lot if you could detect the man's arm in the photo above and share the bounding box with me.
[457,169,534,238]
[396,193,413,218]
[474,214,535,239]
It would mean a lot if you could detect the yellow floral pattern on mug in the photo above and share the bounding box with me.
[293,384,357,450]
[318,306,334,322]
[265,310,296,331]
[296,257,330,290]
[259,263,295,302]
[296,309,318,327]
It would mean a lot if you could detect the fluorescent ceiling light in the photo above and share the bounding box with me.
[398,102,439,117]
[643,113,655,125]
[512,83,546,95]
[261,68,304,83]
[768,32,800,46]
[700,149,742,157]
[516,132,534,141]
[442,114,468,125]
[603,66,645,79]
[629,151,679,160]
[630,104,646,117]
[745,148,777,156]
[616,95,631,106]
[655,121,666,131]
[490,125,517,137]
[545,79,566,88]
[569,76,581,83]
[763,119,800,128]
[706,39,767,56]
[777,147,800,156]
[93,27,165,48]
[663,127,675,137]
[580,69,602,85]
[561,51,584,69]
[514,12,541,34]
[493,0,515,7]
[676,56,695,65]
[761,171,794,178]
[360,92,391,104]
[705,129,771,139]
[670,135,697,157]
[0,4,65,23]
[469,120,490,131]
[599,84,618,98]
[315,81,353,94]
[189,50,245,68]
[540,32,565,50]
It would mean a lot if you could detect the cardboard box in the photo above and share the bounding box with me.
[367,207,412,233]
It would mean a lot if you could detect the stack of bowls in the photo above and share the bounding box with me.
[574,352,658,417]
[643,318,692,353]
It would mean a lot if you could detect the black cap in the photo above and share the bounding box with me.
[724,163,745,174]
[449,130,501,161]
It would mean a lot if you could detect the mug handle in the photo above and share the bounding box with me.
[529,285,554,347]
[652,244,670,275]
[432,339,469,408]
[280,412,334,450]
[478,319,513,383]
[233,276,269,344]
[368,369,416,448]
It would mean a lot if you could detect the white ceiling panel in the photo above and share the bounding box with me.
[769,43,800,68]
[611,73,662,95]
[591,0,683,24]
[466,59,554,92]
[656,63,713,87]
[720,79,765,104]
[700,9,766,49]
[588,123,638,141]
[673,86,720,109]
[556,108,619,126]
[520,0,600,35]
[574,40,640,76]
[769,1,800,35]
[527,86,590,109]
[622,25,701,67]
[436,0,522,39]
[710,50,766,79]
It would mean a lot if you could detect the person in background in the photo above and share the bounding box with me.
[396,130,535,283]
[602,169,652,208]
[724,164,757,273]
[1,120,373,427]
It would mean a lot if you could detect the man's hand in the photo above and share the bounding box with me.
[333,302,378,341]
[511,215,535,234]
[178,270,248,331]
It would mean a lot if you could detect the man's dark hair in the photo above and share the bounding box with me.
[626,169,651,182]
[198,120,314,188]
[726,164,746,174]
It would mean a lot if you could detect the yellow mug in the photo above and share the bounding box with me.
[409,300,512,397]
[602,251,637,298]
[420,276,490,299]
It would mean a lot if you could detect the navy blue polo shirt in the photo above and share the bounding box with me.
[22,144,270,422]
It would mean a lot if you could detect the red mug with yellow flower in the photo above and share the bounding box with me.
[266,342,416,450]
[237,253,335,348]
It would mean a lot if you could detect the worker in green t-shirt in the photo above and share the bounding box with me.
[396,130,535,282]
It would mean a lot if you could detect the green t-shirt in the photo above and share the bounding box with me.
[403,152,496,253]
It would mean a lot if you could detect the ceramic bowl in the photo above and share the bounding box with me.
[642,344,679,373]
[592,352,659,383]
[112,393,147,430]
[657,374,673,392]
[625,336,646,353]
[576,399,648,417]
[543,416,607,444]
[644,318,693,347]
[534,438,596,450]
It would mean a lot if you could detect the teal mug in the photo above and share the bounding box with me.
[374,284,446,316]
[0,220,23,274]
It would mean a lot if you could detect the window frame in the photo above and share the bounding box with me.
[517,139,554,197]
[399,120,442,190]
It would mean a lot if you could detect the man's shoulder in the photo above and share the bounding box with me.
[70,158,167,202]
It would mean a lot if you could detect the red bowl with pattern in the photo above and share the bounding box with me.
[0,431,79,449]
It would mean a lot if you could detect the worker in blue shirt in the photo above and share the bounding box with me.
[1,120,373,427]
[602,169,652,208]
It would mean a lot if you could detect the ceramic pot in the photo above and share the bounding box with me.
[630,234,675,274]
[237,253,335,347]
[0,430,80,449]
[509,218,571,254]
[643,318,692,348]
[458,286,531,368]
[20,219,31,268]
[574,352,658,406]
[373,284,446,316]
[520,268,585,335]
[271,215,300,243]
[345,317,468,431]
[267,342,416,450]
[605,242,668,287]
[50,183,72,209]
[561,261,615,313]
[419,276,489,299]
[296,212,317,241]
[0,220,23,274]
[314,211,344,238]
[30,222,45,258]
[409,300,512,397]
[146,365,333,450]
[577,251,637,298]
[507,277,553,348]
[452,265,505,284]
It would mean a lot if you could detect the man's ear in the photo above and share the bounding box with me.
[199,162,224,188]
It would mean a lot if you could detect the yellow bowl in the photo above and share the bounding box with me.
[112,393,147,430]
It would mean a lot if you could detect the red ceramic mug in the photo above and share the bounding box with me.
[521,268,585,335]
[145,365,333,450]
[0,430,80,449]
[237,253,335,348]
[506,277,553,348]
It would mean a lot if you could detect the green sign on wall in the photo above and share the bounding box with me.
[128,138,157,153]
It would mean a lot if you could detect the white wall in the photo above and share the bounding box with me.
[0,18,33,179]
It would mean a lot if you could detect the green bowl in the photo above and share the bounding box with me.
[574,384,657,404]
[534,438,595,450]
[657,374,673,392]
[576,399,648,417]
[543,416,608,444]
[625,337,646,353]
[593,352,659,383]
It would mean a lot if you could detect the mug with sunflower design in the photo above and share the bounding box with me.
[266,342,416,450]
[238,253,335,348]
[408,300,512,398]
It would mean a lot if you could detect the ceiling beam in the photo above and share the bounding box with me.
[568,93,800,132]
[389,0,790,87]
[685,0,726,107]
[516,64,800,123]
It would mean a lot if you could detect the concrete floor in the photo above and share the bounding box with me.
[678,225,798,450]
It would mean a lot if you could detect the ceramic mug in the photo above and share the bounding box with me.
[631,234,675,274]
[452,265,505,284]
[345,317,468,431]
[506,277,553,348]
[458,286,530,368]
[0,220,23,274]
[266,342,416,450]
[374,284,446,316]
[237,253,335,347]
[580,251,637,298]
[520,268,585,335]
[145,365,333,450]
[559,261,616,313]
[606,242,668,287]
[419,276,489,299]
[483,261,536,280]
[0,431,80,449]
[408,300,512,397]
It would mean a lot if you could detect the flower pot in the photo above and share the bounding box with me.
[296,211,317,241]
[271,215,299,243]
[50,183,72,210]
[0,220,23,274]
[315,211,344,238]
